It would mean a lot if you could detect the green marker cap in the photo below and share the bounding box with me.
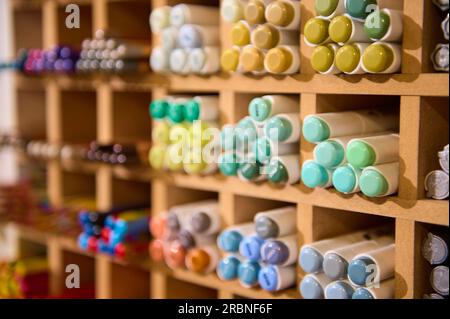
[315,0,339,17]
[311,45,335,73]
[302,116,330,143]
[347,141,376,168]
[255,138,272,164]
[336,44,361,73]
[332,165,358,193]
[239,161,260,181]
[268,160,289,184]
[304,18,330,45]
[168,102,186,123]
[249,97,272,122]
[315,140,345,168]
[236,117,257,144]
[359,169,389,197]
[364,10,390,40]
[184,99,201,122]
[150,100,169,120]
[329,16,353,43]
[219,153,240,177]
[265,116,293,142]
[301,161,329,188]
[345,0,378,20]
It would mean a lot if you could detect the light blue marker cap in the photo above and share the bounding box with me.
[299,246,323,273]
[217,256,241,281]
[352,288,375,299]
[301,161,330,188]
[239,235,265,262]
[315,140,345,168]
[323,253,348,280]
[300,276,324,299]
[218,230,243,253]
[238,261,261,287]
[78,233,89,250]
[236,117,258,144]
[258,265,280,292]
[332,165,358,194]
[302,116,330,143]
[249,97,273,122]
[348,257,376,286]
[179,25,202,48]
[325,281,355,299]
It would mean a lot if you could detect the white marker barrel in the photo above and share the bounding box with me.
[254,206,297,239]
[259,265,297,292]
[261,234,298,266]
[170,4,220,28]
[179,25,220,49]
[188,47,220,75]
[265,45,300,75]
[359,162,399,198]
[300,273,333,299]
[185,96,219,123]
[248,95,298,124]
[265,0,301,30]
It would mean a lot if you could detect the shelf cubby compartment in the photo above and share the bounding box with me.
[111,178,151,208]
[12,3,43,50]
[16,89,47,140]
[56,1,93,47]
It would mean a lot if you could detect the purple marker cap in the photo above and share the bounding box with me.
[178,229,196,249]
[261,240,290,265]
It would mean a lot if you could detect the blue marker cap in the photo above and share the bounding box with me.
[239,235,265,262]
[261,240,290,265]
[352,288,375,299]
[301,161,330,188]
[114,219,128,234]
[314,140,345,168]
[217,256,241,281]
[325,281,355,299]
[110,231,125,247]
[300,246,323,273]
[258,265,280,292]
[98,239,113,255]
[332,165,358,194]
[300,276,324,299]
[348,257,376,286]
[105,215,116,230]
[238,261,261,287]
[302,116,330,143]
[78,233,89,250]
[218,230,243,253]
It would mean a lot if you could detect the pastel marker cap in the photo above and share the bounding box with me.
[231,22,251,46]
[348,257,375,286]
[186,249,210,273]
[301,161,330,188]
[241,46,264,72]
[302,116,330,143]
[315,0,340,17]
[221,48,240,72]
[149,99,169,119]
[249,97,272,122]
[218,230,243,252]
[422,233,449,265]
[152,121,170,144]
[323,253,348,280]
[364,10,390,40]
[325,281,354,299]
[359,169,389,197]
[300,247,323,273]
[255,216,279,239]
[255,138,272,164]
[221,0,244,23]
[149,239,164,262]
[217,256,241,280]
[329,16,353,44]
[245,1,266,25]
[362,44,394,73]
[335,44,361,73]
[332,165,358,193]
[221,126,238,151]
[166,241,186,268]
[150,7,170,33]
[300,275,325,299]
[191,212,211,233]
[266,2,295,27]
[236,117,257,143]
[311,45,335,73]
[166,146,184,172]
[315,140,344,168]
[431,266,449,296]
[352,288,374,299]
[183,99,200,122]
[238,261,261,287]
[149,145,166,170]
[252,25,280,50]
[265,47,293,74]
[268,160,289,184]
[258,265,280,291]
[265,116,293,142]
[240,235,265,261]
[304,18,330,45]
[345,0,378,20]
[78,233,89,250]
[239,162,261,181]
[178,229,196,249]
[168,102,185,123]
[261,240,289,265]
[346,141,376,168]
[219,152,239,176]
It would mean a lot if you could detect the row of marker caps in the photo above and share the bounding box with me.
[422,231,449,298]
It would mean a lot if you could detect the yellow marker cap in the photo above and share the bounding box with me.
[304,18,330,45]
[311,45,335,73]
[335,44,361,73]
[152,121,170,144]
[329,15,353,43]
[362,43,394,73]
[266,1,295,27]
[221,48,240,72]
[241,46,265,72]
[165,145,184,171]
[231,22,251,46]
[184,148,207,174]
[265,47,293,74]
[149,145,166,170]
[245,0,266,24]
[252,24,280,49]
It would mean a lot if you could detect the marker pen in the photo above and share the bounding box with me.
[231,21,252,47]
[110,43,151,60]
[188,120,219,147]
[186,245,220,274]
[300,273,333,299]
[313,136,349,169]
[238,260,262,288]
[254,137,299,165]
[161,26,179,51]
[218,223,255,253]
[265,0,301,30]
[439,145,449,173]
[304,17,331,47]
[249,95,298,124]
[150,46,171,73]
[240,234,265,261]
[261,234,298,266]
[167,200,217,232]
[346,134,399,169]
[254,206,297,239]
[325,280,355,299]
[442,14,449,41]
[344,0,378,21]
[433,0,449,11]
[167,98,188,124]
[322,235,394,281]
[188,47,220,75]
[152,121,170,144]
[359,162,399,198]
[431,44,449,72]
[220,125,243,152]
[252,24,299,50]
[264,113,301,144]
[219,151,241,176]
[189,201,221,236]
[179,25,220,49]
[332,164,362,194]
[164,240,187,269]
[150,6,171,33]
[425,170,449,200]
[362,42,402,74]
[259,265,296,292]
[311,44,341,74]
[164,144,184,172]
[422,232,449,265]
[244,0,271,25]
[183,147,219,176]
[335,43,369,74]
[170,4,220,28]
[314,0,346,19]
[221,46,244,73]
[184,96,219,123]
[265,45,300,75]
[217,254,244,281]
[348,243,395,287]
[240,45,266,74]
[170,48,191,75]
[302,110,398,144]
[364,9,403,42]
[236,116,262,146]
[431,266,449,296]
[352,278,395,299]
[329,14,370,45]
[78,233,89,250]
[301,160,333,189]
[149,239,165,262]
[267,155,300,185]
[221,0,245,23]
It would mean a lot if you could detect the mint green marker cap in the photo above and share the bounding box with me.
[168,102,186,123]
[268,159,289,184]
[236,117,257,144]
[219,153,240,177]
[314,140,345,168]
[347,141,376,169]
[345,0,378,20]
[265,116,293,143]
[364,10,390,40]
[359,169,389,197]
[221,126,237,151]
[184,99,201,122]
[301,161,330,188]
[249,97,272,122]
[150,100,169,120]
[239,161,261,181]
[302,116,330,143]
[332,165,358,193]
[255,138,273,164]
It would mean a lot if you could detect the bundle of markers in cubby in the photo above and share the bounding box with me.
[301,109,400,198]
[299,225,396,299]
[219,95,300,185]
[431,1,449,72]
[217,206,298,293]
[221,0,300,75]
[425,144,449,200]
[76,30,150,73]
[422,230,449,299]
[150,4,220,75]
[305,0,403,74]
[149,95,220,175]
[149,200,221,274]
[19,46,79,74]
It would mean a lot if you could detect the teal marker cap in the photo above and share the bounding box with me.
[302,116,330,143]
[255,138,272,164]
[221,126,238,151]
[150,100,169,120]
[268,160,289,184]
[364,10,390,40]
[238,261,261,287]
[315,140,345,168]
[184,99,201,122]
[348,257,376,286]
[332,165,358,193]
[219,153,239,177]
[346,141,376,168]
[168,102,186,123]
[249,97,272,122]
[345,0,378,20]
[236,117,257,144]
[265,116,293,143]
[352,288,375,299]
[359,169,389,197]
[239,161,261,181]
[301,161,330,188]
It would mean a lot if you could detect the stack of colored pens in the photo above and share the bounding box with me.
[425,144,449,200]
[21,45,79,74]
[422,230,449,299]
[431,1,449,72]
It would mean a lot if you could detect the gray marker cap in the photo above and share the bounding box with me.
[191,212,211,234]
[323,253,349,281]
[300,247,323,273]
[178,229,196,249]
[422,232,448,265]
[325,281,355,299]
[431,266,449,296]
[425,170,449,200]
[255,216,279,239]
[166,212,181,231]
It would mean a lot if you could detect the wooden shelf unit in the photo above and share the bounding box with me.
[6,0,449,300]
